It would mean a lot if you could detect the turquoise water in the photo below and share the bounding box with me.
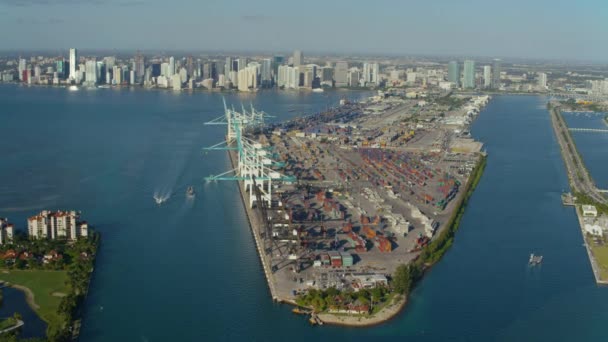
[1,87,607,341]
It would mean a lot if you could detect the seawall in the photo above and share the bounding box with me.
[228,150,280,301]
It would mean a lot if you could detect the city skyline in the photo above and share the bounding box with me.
[0,0,606,62]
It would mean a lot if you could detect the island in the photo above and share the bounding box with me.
[550,100,608,284]
[0,211,99,341]
[204,92,488,325]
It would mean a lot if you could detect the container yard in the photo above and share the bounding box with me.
[205,93,489,304]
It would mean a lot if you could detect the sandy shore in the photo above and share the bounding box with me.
[317,295,407,327]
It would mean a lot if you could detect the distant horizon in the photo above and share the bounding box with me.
[0,48,605,66]
[1,0,605,64]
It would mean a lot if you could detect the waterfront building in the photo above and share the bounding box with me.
[130,70,136,85]
[537,72,547,89]
[463,60,475,89]
[27,210,88,241]
[0,218,14,245]
[261,58,272,87]
[171,74,182,90]
[321,66,333,87]
[483,66,492,88]
[363,63,379,86]
[293,50,303,66]
[218,74,226,88]
[448,61,460,87]
[237,65,259,91]
[491,59,501,89]
[69,48,78,81]
[134,52,145,81]
[302,65,315,89]
[85,59,98,85]
[18,58,26,81]
[334,61,348,87]
[348,68,361,87]
[56,59,67,79]
[113,66,122,85]
[106,71,112,85]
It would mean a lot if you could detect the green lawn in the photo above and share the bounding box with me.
[0,317,17,330]
[587,239,608,280]
[0,270,69,325]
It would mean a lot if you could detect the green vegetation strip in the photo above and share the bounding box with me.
[586,238,608,280]
[415,154,487,267]
[0,317,17,331]
[0,270,69,326]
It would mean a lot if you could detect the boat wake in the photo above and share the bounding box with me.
[153,191,171,205]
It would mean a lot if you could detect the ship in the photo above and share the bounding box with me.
[529,253,543,266]
[186,186,195,197]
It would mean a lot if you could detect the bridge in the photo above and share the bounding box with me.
[568,128,608,133]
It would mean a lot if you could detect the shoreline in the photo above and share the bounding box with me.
[229,137,487,327]
[0,282,40,312]
[549,104,608,285]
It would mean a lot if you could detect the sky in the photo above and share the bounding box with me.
[0,0,606,61]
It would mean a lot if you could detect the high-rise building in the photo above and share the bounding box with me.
[348,68,361,87]
[225,57,233,75]
[537,72,547,89]
[27,210,87,241]
[56,59,67,79]
[260,58,272,87]
[272,55,284,79]
[69,48,78,80]
[113,66,122,85]
[320,66,333,86]
[168,57,175,77]
[448,61,460,86]
[293,50,303,66]
[85,59,98,85]
[463,60,475,89]
[491,59,501,89]
[0,218,14,245]
[363,63,379,86]
[134,52,145,80]
[151,63,161,77]
[186,56,194,78]
[483,66,492,88]
[18,58,26,81]
[334,61,348,87]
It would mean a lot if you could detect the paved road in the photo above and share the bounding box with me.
[550,103,607,204]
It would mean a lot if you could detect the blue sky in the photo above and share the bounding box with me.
[0,0,606,61]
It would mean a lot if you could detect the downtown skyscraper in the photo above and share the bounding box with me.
[69,48,78,81]
[448,61,460,87]
[463,60,475,89]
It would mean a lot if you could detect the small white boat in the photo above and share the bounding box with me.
[529,253,543,266]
